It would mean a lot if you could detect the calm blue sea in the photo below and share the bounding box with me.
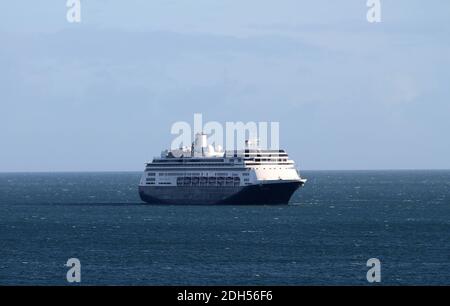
[0,171,449,285]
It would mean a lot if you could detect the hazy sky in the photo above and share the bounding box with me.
[1,1,449,171]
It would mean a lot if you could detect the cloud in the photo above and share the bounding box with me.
[0,17,449,170]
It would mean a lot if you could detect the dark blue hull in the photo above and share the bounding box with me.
[139,181,303,205]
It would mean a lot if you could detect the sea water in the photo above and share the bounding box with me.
[0,170,449,285]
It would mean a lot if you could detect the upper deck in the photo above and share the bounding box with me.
[145,133,296,170]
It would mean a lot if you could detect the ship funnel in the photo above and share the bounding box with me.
[195,133,208,148]
[193,133,208,156]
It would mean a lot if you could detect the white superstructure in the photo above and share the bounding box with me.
[138,133,306,205]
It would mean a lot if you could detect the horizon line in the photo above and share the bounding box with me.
[1,168,449,174]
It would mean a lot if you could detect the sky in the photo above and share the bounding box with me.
[0,0,449,171]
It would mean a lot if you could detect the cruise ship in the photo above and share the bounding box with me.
[139,133,306,205]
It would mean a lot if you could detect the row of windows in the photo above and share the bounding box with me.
[250,167,286,170]
[145,167,246,171]
[147,172,246,177]
[146,181,171,185]
[228,149,286,154]
[154,158,227,163]
[159,172,200,176]
[253,158,288,162]
[245,163,292,166]
[148,163,235,167]
[176,176,240,187]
